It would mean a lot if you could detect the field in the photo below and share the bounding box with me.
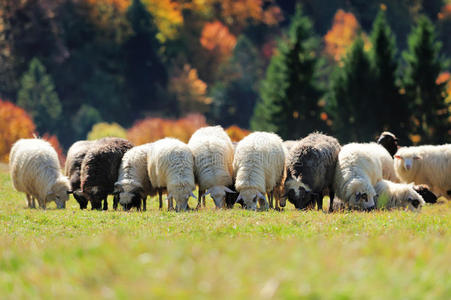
[0,163,450,299]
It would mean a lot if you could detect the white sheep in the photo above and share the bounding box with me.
[366,142,399,182]
[233,131,286,210]
[374,180,425,211]
[188,126,235,208]
[333,143,382,210]
[147,138,196,212]
[114,143,156,211]
[394,144,451,197]
[9,138,70,209]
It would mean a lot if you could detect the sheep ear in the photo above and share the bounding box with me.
[224,186,236,193]
[394,155,402,160]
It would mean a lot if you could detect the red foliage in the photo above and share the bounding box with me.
[0,100,36,162]
[42,133,66,167]
[225,125,251,142]
[127,114,208,145]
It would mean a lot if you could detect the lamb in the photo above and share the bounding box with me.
[377,131,399,157]
[113,143,156,211]
[9,138,70,209]
[147,138,196,212]
[374,180,425,211]
[80,137,134,210]
[333,143,382,211]
[282,133,341,211]
[188,126,235,208]
[233,131,286,210]
[394,144,451,198]
[64,140,94,209]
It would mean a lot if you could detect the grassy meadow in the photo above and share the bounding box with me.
[0,163,450,299]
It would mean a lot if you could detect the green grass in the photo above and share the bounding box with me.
[0,163,450,299]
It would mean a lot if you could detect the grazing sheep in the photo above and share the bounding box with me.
[114,143,156,211]
[9,139,70,209]
[333,143,382,211]
[394,145,451,198]
[233,131,286,210]
[368,142,399,182]
[188,126,235,208]
[80,137,134,210]
[282,133,341,211]
[374,180,425,211]
[64,140,94,209]
[413,184,437,204]
[147,138,196,212]
[377,131,399,157]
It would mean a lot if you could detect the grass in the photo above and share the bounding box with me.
[0,163,450,299]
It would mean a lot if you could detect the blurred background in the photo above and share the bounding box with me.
[1,0,451,162]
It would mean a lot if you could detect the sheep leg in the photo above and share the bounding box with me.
[202,194,206,207]
[197,190,204,209]
[274,188,280,211]
[26,194,36,209]
[38,198,46,210]
[317,194,323,211]
[267,192,274,209]
[329,188,335,213]
[168,197,174,211]
[158,189,163,210]
[258,197,269,211]
[143,196,147,211]
[103,198,108,210]
[113,195,118,210]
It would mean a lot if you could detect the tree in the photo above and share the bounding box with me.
[251,5,326,139]
[17,58,62,134]
[327,36,377,142]
[122,0,167,114]
[87,122,127,140]
[370,9,410,144]
[402,16,450,144]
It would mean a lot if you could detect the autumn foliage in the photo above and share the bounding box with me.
[87,122,128,141]
[42,133,66,167]
[200,21,237,59]
[225,125,251,142]
[0,100,36,162]
[127,114,207,145]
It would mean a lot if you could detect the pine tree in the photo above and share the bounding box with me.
[370,9,410,144]
[327,36,377,142]
[17,58,62,134]
[402,16,450,144]
[122,0,167,113]
[250,5,325,139]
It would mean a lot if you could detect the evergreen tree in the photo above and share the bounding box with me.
[17,58,62,134]
[402,16,450,144]
[250,5,325,139]
[370,9,410,144]
[327,36,377,142]
[122,0,167,114]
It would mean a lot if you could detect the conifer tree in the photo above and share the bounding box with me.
[402,16,449,144]
[251,5,325,139]
[17,58,62,134]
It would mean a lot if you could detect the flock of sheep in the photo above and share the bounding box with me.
[9,127,447,212]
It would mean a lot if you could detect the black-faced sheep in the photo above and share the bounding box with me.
[80,137,134,210]
[147,138,196,212]
[233,132,286,210]
[412,184,437,204]
[114,143,156,211]
[283,133,341,212]
[394,145,451,198]
[9,139,70,209]
[188,126,235,209]
[64,140,94,209]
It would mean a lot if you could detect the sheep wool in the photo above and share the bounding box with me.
[9,138,70,209]
[147,138,195,212]
[375,180,425,212]
[233,131,286,210]
[188,126,235,208]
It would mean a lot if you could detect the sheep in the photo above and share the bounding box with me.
[282,133,341,212]
[188,126,235,209]
[368,142,399,182]
[412,184,437,204]
[283,140,297,152]
[80,137,134,210]
[394,144,451,198]
[333,143,382,211]
[64,140,94,209]
[9,138,70,209]
[113,143,157,211]
[147,138,196,212]
[377,131,399,157]
[374,180,425,211]
[233,131,286,210]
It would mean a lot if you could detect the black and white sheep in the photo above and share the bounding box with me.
[233,132,287,210]
[377,131,399,158]
[374,180,425,211]
[188,126,235,209]
[9,139,70,209]
[147,138,196,212]
[80,137,134,210]
[283,133,341,211]
[64,140,94,209]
